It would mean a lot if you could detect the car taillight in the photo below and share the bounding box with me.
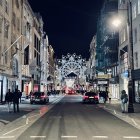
[41,95,46,98]
[95,96,99,99]
[83,96,89,99]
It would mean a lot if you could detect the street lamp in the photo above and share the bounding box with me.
[112,1,134,113]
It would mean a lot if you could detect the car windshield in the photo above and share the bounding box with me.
[85,92,97,96]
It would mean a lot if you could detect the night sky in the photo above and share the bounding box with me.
[28,0,104,59]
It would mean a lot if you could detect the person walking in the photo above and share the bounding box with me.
[108,91,112,103]
[5,89,13,113]
[13,88,20,113]
[18,90,22,103]
[120,90,128,113]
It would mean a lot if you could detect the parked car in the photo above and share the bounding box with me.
[30,92,49,104]
[82,92,99,104]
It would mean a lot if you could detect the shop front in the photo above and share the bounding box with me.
[132,69,140,103]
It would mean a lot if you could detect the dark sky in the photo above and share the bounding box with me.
[28,0,104,59]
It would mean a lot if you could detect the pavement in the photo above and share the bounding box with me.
[0,95,64,134]
[99,99,140,130]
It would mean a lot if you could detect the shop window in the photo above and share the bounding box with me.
[134,52,138,68]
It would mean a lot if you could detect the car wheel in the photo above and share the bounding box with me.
[82,100,85,104]
[46,99,49,104]
[43,99,46,104]
[96,101,99,104]
[30,101,33,104]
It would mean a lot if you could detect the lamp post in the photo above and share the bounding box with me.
[112,0,134,113]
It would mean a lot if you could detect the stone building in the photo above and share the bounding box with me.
[0,0,12,102]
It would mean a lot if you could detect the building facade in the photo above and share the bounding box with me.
[96,0,119,98]
[129,0,140,102]
[22,0,34,95]
[0,0,50,101]
[0,0,12,102]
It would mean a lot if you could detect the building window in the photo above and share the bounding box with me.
[135,52,138,68]
[132,3,137,19]
[5,0,9,14]
[24,46,29,65]
[4,20,9,38]
[134,28,137,44]
[120,28,127,44]
[15,0,19,8]
[0,17,2,33]
[12,12,16,26]
[17,18,20,31]
[0,0,2,6]
[138,0,140,14]
[5,51,8,64]
[119,0,125,4]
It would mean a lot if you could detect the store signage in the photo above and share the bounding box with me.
[98,81,108,84]
[97,74,111,79]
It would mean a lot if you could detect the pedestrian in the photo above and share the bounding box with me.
[5,89,13,113]
[13,88,20,113]
[18,90,22,103]
[120,90,128,113]
[108,91,112,103]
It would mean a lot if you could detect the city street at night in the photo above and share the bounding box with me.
[0,95,140,140]
[1,0,140,139]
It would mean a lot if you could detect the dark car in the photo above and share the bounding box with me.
[82,92,99,104]
[30,92,49,104]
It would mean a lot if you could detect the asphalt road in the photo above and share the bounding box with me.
[6,95,140,140]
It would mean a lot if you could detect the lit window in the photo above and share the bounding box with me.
[132,3,137,19]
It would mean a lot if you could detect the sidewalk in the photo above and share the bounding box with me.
[99,99,140,130]
[0,95,63,133]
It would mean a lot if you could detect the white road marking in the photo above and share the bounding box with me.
[131,119,138,126]
[92,136,108,139]
[30,136,46,138]
[0,136,15,139]
[3,124,26,136]
[61,136,78,138]
[123,136,140,139]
